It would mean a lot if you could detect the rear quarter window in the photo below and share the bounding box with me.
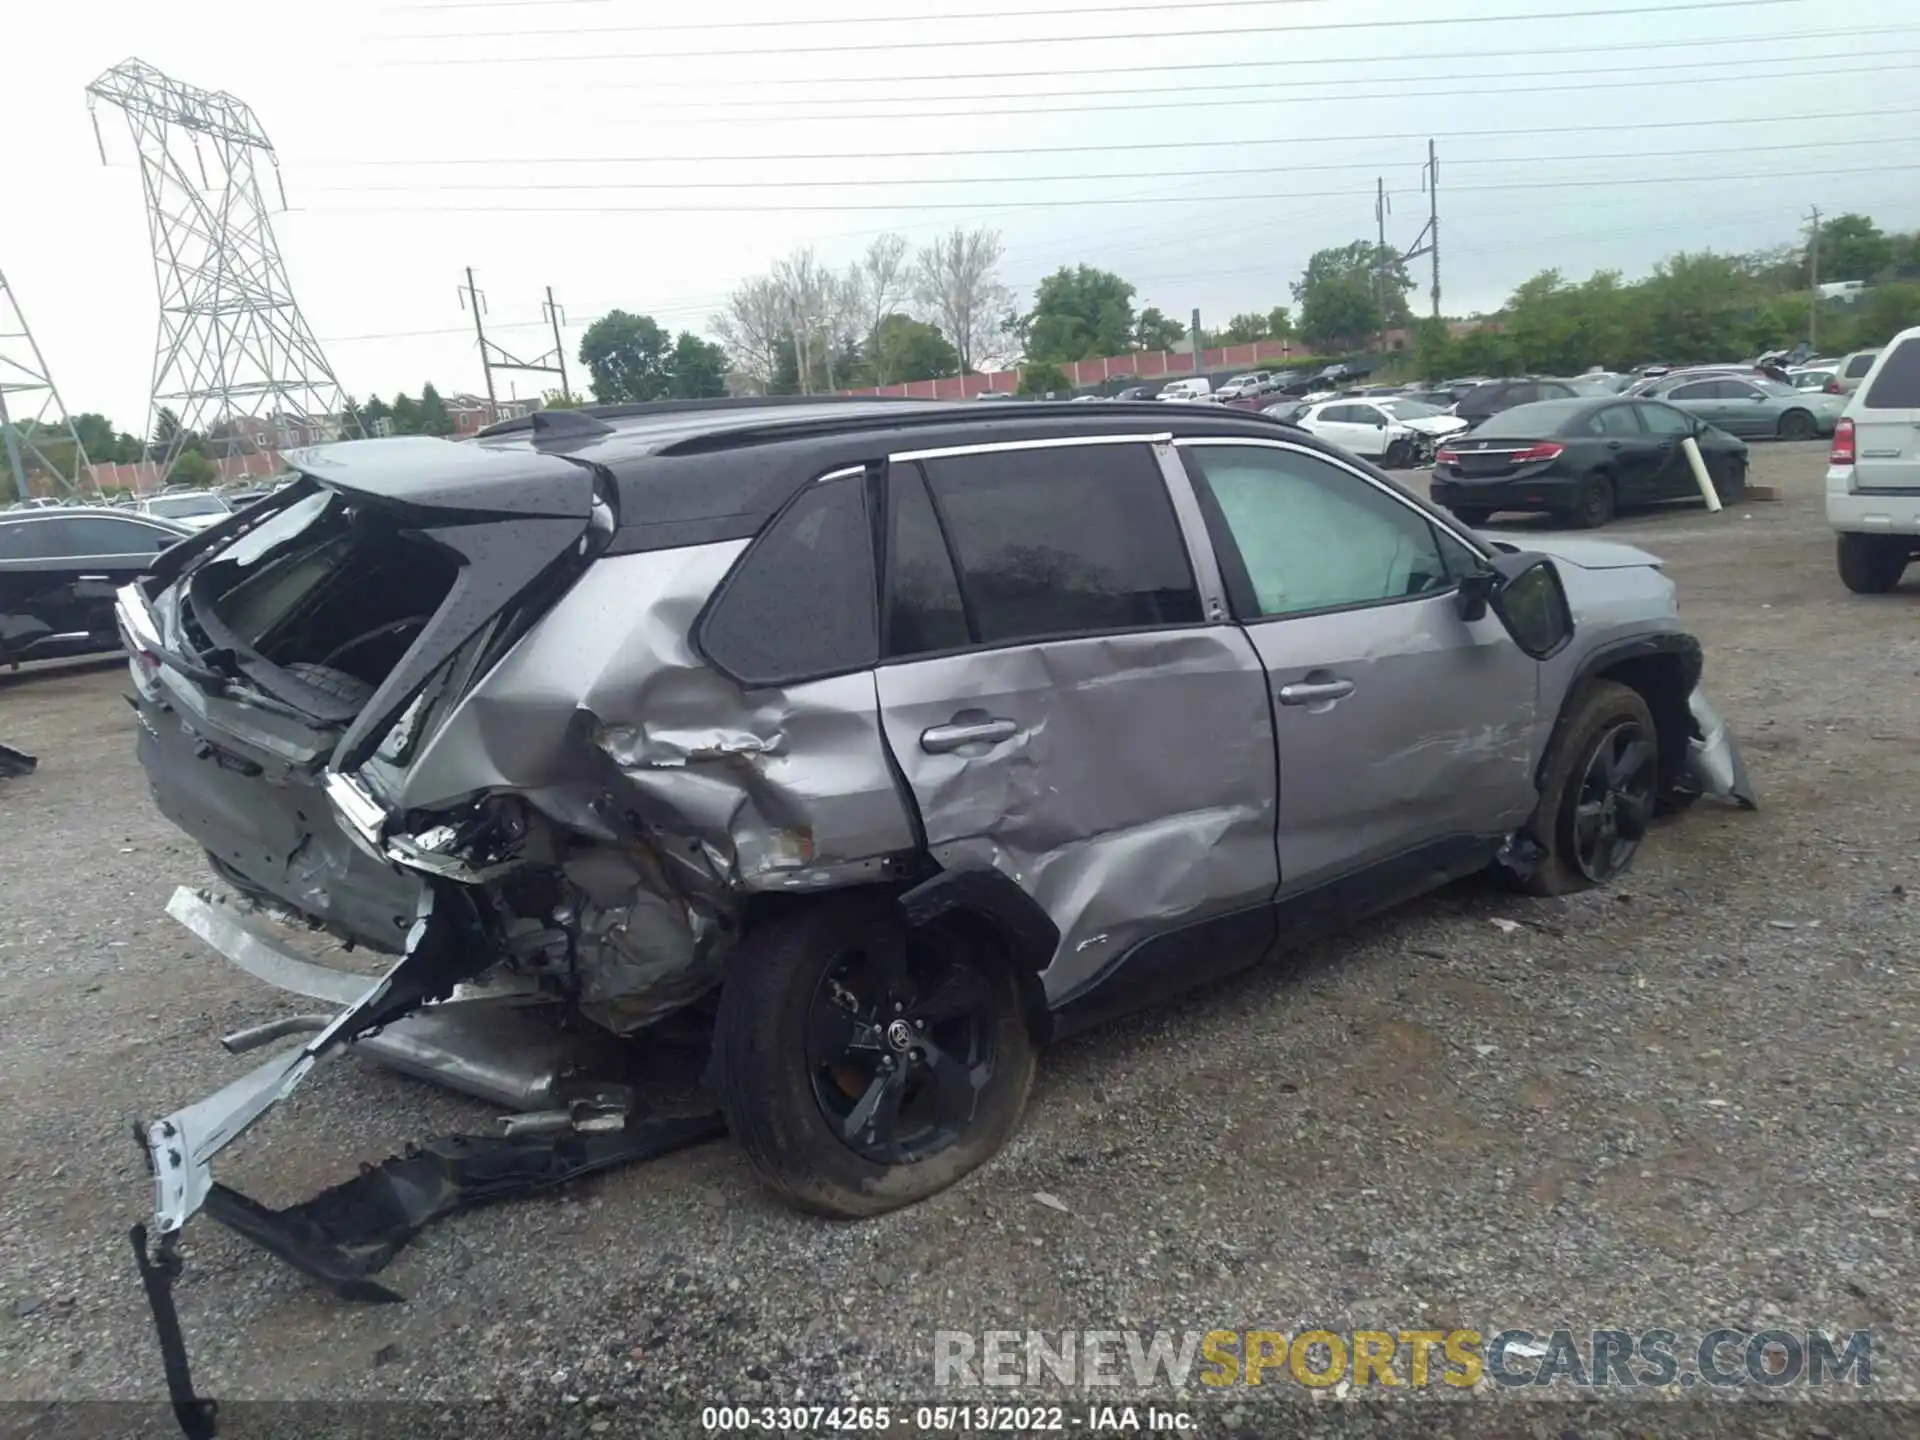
[1861,340,1920,409]
[698,472,879,687]
[1846,352,1879,379]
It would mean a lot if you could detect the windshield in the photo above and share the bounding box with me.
[1380,399,1444,419]
[149,494,231,519]
[1752,378,1797,397]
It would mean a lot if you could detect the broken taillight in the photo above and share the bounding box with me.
[1830,417,1856,466]
[1824,378,1842,394]
[1510,441,1566,464]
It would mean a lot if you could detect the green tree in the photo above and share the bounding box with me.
[171,449,217,486]
[150,407,183,457]
[1409,317,1455,381]
[1853,282,1920,346]
[1017,361,1071,397]
[1016,266,1137,364]
[1813,214,1896,284]
[1134,306,1186,351]
[579,310,675,402]
[671,332,731,398]
[1267,305,1293,342]
[1452,327,1520,376]
[1638,251,1755,363]
[1293,241,1412,353]
[390,393,423,435]
[359,395,393,435]
[1218,312,1270,344]
[418,383,454,436]
[870,313,959,383]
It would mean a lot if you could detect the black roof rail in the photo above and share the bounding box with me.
[476,393,934,440]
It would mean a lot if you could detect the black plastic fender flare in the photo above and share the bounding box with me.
[898,863,1060,1041]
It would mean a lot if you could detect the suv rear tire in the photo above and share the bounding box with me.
[1520,680,1658,896]
[1836,532,1910,594]
[714,892,1036,1218]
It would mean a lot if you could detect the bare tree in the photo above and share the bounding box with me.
[859,233,912,383]
[772,247,839,394]
[711,276,787,394]
[914,227,1010,375]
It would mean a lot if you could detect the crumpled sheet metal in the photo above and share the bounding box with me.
[875,627,1279,1002]
[1687,689,1759,809]
[390,542,916,1025]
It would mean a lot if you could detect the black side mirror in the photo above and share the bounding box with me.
[1457,551,1575,659]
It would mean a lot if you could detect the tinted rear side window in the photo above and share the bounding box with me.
[1862,339,1920,409]
[699,472,877,687]
[920,443,1200,646]
[1846,352,1879,378]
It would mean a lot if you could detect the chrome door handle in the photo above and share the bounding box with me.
[1277,679,1355,706]
[920,716,1018,754]
[77,574,111,582]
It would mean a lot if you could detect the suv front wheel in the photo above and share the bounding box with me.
[1520,680,1658,895]
[715,893,1036,1218]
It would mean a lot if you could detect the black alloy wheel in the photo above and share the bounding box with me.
[1569,719,1656,883]
[1571,470,1616,529]
[1777,408,1816,442]
[807,927,999,1166]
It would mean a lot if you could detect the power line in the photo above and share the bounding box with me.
[284,107,1918,173]
[409,25,1902,96]
[299,159,1920,215]
[302,59,1917,141]
[389,0,1322,40]
[297,133,1915,195]
[614,50,1920,114]
[378,0,1800,66]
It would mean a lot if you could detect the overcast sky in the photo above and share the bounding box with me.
[6,0,1916,428]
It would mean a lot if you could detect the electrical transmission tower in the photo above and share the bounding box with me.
[86,58,355,480]
[0,268,93,502]
[461,269,573,408]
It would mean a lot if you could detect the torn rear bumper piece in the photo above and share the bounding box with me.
[132,883,723,1439]
[1686,689,1759,810]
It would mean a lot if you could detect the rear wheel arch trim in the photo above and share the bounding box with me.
[897,864,1058,1043]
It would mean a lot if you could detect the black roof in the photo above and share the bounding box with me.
[293,396,1401,554]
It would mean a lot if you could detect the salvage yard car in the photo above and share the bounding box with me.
[1827,323,1920,594]
[114,398,1755,1397]
[0,508,189,665]
[1432,395,1749,528]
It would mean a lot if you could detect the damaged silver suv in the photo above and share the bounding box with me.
[118,400,1754,1298]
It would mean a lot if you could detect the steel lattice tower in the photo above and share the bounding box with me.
[0,267,93,501]
[86,58,355,478]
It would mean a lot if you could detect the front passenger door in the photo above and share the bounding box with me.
[1179,439,1540,917]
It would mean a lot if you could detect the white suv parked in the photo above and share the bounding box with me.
[1828,324,1920,593]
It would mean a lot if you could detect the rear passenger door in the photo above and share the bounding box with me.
[873,437,1280,1015]
[1584,403,1664,500]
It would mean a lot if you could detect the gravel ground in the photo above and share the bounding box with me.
[2,441,1916,1434]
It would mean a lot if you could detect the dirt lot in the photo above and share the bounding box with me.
[2,441,1916,1430]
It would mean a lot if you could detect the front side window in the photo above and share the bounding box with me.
[1186,444,1462,620]
[699,472,878,687]
[919,443,1201,647]
[1667,381,1716,401]
[1587,406,1642,437]
[62,517,175,555]
[1634,402,1692,437]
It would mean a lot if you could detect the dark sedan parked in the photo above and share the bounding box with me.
[1430,396,1748,529]
[0,510,190,665]
[1453,376,1615,429]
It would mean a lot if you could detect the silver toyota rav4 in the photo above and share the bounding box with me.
[117,400,1754,1303]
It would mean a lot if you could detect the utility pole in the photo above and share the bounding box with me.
[1190,308,1203,375]
[1398,141,1442,338]
[1805,205,1822,350]
[1375,176,1391,351]
[461,267,496,408]
[543,286,572,403]
[463,270,572,417]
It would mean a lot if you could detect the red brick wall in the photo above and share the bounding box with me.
[846,338,1300,397]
